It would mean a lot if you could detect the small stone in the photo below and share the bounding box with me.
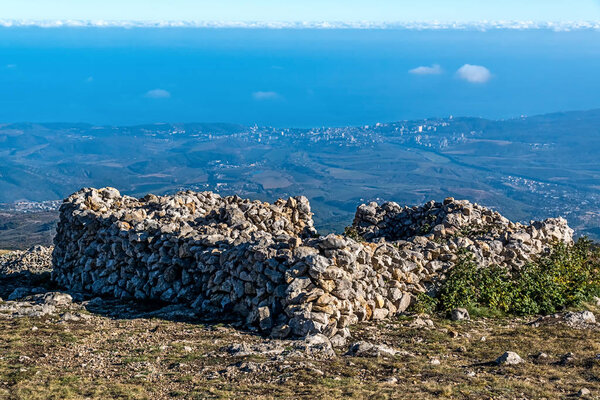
[257,306,273,331]
[237,361,260,373]
[564,311,596,327]
[318,234,347,250]
[41,292,73,306]
[410,317,434,328]
[346,341,397,358]
[396,292,411,312]
[495,351,523,365]
[372,308,389,320]
[560,352,576,365]
[99,187,121,199]
[226,343,253,357]
[60,312,81,322]
[577,388,591,397]
[375,294,385,308]
[271,324,291,339]
[330,334,347,348]
[451,308,470,321]
[430,358,440,365]
[300,334,335,359]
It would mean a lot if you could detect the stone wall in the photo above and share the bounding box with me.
[52,188,573,342]
[352,197,573,271]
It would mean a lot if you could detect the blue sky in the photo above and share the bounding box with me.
[1,0,599,22]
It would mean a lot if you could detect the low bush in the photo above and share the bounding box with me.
[414,238,600,316]
[410,292,439,315]
[343,226,365,242]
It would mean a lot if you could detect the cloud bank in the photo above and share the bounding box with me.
[252,91,280,100]
[145,89,171,99]
[409,64,443,75]
[0,19,599,31]
[456,64,492,83]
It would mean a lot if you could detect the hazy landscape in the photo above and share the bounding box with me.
[2,109,599,249]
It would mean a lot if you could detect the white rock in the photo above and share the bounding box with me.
[451,308,470,321]
[495,351,523,365]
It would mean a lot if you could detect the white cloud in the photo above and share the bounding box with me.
[456,64,492,83]
[1,20,599,31]
[252,91,280,100]
[145,89,171,99]
[409,64,443,75]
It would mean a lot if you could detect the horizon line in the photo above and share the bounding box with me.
[1,19,600,31]
[2,107,599,130]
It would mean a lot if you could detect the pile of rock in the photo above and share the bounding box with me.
[352,197,573,273]
[0,291,73,318]
[0,245,53,275]
[52,188,574,340]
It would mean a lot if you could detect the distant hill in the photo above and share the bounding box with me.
[0,211,56,250]
[0,109,599,248]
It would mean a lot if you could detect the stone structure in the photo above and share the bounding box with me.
[0,245,53,275]
[52,188,573,341]
[352,198,573,271]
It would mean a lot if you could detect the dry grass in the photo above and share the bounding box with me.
[1,311,600,399]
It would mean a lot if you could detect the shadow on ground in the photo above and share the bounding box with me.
[0,268,255,333]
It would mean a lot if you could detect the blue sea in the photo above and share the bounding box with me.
[1,28,599,126]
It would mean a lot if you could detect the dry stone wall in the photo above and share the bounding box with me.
[52,188,573,341]
[352,197,573,273]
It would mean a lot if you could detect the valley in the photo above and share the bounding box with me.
[1,109,599,249]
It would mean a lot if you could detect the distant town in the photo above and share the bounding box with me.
[1,110,599,249]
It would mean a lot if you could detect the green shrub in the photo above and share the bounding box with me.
[510,238,600,314]
[414,238,600,317]
[343,226,365,242]
[409,292,438,315]
[438,250,515,313]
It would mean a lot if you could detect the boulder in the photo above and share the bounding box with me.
[495,351,523,365]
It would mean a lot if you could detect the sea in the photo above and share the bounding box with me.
[0,27,599,126]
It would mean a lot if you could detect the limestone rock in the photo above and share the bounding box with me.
[495,351,523,365]
[577,388,591,397]
[451,308,470,321]
[564,311,596,327]
[346,341,397,357]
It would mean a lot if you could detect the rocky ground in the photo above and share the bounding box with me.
[1,247,600,399]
